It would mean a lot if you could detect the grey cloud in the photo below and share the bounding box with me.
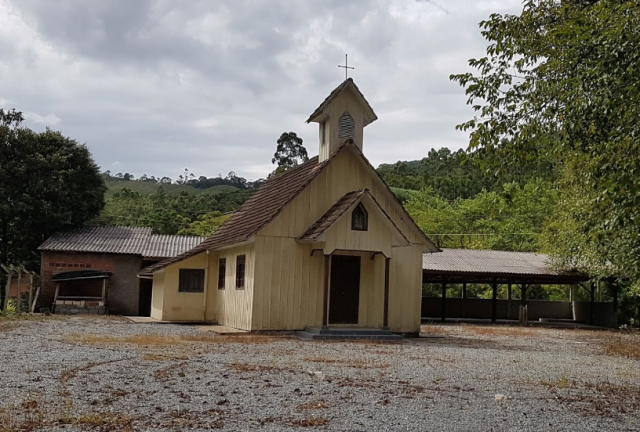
[0,0,523,181]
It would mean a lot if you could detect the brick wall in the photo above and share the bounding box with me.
[40,252,143,316]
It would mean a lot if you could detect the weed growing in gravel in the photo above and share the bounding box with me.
[296,401,330,411]
[288,417,331,427]
[228,362,287,373]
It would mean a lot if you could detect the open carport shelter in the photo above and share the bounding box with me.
[421,249,615,327]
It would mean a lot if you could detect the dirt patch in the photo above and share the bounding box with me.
[603,334,640,361]
[62,332,279,347]
[541,379,640,418]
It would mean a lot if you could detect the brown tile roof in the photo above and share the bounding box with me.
[422,249,588,280]
[299,190,367,241]
[39,226,205,258]
[141,141,439,275]
[306,78,378,127]
[140,156,327,274]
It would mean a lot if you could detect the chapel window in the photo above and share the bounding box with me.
[178,269,205,293]
[217,258,226,290]
[338,111,355,139]
[351,203,368,231]
[236,255,246,289]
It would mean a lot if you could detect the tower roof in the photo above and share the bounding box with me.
[306,78,378,127]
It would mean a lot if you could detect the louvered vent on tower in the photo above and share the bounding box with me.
[338,111,355,139]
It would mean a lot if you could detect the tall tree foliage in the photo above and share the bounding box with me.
[450,1,640,281]
[405,179,558,251]
[377,147,556,200]
[98,187,250,235]
[272,132,309,175]
[0,109,106,267]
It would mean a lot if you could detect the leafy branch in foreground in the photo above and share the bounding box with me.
[451,0,640,282]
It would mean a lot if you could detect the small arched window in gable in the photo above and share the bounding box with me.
[351,203,368,231]
[338,111,355,139]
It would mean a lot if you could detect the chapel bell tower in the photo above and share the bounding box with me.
[306,78,378,163]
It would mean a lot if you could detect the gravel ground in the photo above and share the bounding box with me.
[0,316,639,431]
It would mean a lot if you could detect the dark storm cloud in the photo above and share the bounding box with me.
[0,0,523,180]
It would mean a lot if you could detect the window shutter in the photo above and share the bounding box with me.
[338,112,355,139]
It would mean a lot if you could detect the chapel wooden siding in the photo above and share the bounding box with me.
[205,243,255,330]
[151,254,207,321]
[252,147,425,332]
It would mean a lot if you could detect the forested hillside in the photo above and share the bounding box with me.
[100,146,557,250]
[379,147,558,252]
[98,169,259,236]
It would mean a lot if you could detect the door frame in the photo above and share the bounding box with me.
[326,254,362,325]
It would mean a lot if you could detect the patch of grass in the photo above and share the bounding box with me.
[465,326,540,337]
[60,360,115,382]
[63,332,277,347]
[304,356,388,369]
[58,412,136,431]
[540,375,573,389]
[229,362,286,373]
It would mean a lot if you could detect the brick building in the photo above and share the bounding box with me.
[39,227,205,316]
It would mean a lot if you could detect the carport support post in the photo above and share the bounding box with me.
[589,281,595,325]
[462,283,467,300]
[519,284,528,326]
[507,284,512,320]
[441,280,447,322]
[491,282,498,323]
[612,281,619,326]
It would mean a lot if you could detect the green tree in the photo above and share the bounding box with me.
[271,132,309,175]
[0,109,106,267]
[450,1,640,283]
[178,211,231,236]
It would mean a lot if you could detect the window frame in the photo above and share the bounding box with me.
[235,255,246,289]
[351,203,368,232]
[321,121,326,145]
[178,268,205,293]
[217,258,226,290]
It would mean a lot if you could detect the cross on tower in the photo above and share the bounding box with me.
[338,54,355,80]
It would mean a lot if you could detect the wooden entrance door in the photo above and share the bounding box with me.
[329,255,361,324]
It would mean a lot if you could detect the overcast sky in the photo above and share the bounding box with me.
[0,0,522,181]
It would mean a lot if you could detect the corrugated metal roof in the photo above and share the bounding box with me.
[39,226,205,259]
[144,234,207,259]
[422,249,576,277]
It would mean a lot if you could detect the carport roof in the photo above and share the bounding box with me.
[422,249,589,284]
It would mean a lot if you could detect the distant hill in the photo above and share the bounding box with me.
[106,180,239,197]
